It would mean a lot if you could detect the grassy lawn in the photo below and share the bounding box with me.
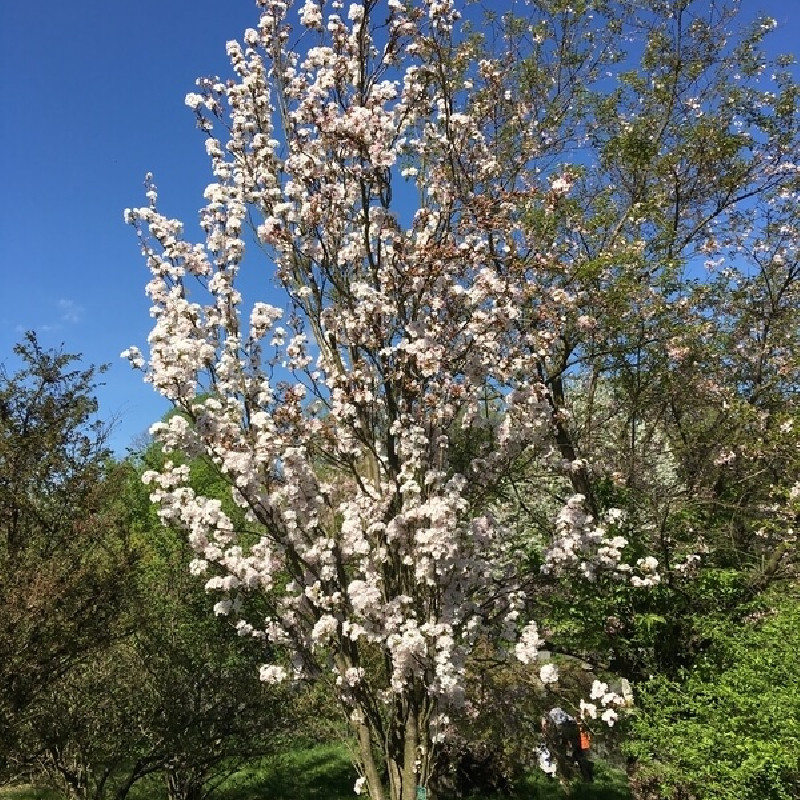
[216,745,631,800]
[0,787,61,800]
[515,762,632,800]
[218,744,358,800]
[1,746,631,800]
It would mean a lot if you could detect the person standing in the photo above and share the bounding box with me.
[574,720,594,783]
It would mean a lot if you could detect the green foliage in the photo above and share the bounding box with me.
[625,584,800,800]
[0,334,136,776]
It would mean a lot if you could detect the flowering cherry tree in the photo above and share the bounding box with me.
[125,0,797,796]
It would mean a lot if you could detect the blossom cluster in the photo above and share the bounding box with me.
[580,679,629,727]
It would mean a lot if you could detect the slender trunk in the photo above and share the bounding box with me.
[355,719,386,800]
[165,768,204,800]
[113,771,141,800]
[549,373,597,515]
[400,705,420,800]
[387,694,434,800]
[355,694,435,800]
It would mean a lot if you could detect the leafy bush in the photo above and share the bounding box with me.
[625,584,800,800]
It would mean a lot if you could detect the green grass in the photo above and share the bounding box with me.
[217,744,358,800]
[2,746,631,800]
[217,745,632,800]
[0,787,61,800]
[515,761,632,800]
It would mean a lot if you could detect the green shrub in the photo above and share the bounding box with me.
[625,584,800,800]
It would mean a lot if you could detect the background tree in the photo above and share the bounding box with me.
[0,338,306,799]
[15,446,307,800]
[0,333,134,776]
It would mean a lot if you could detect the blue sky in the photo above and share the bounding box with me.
[1,1,257,452]
[1,0,797,455]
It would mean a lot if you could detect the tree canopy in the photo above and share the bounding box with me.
[0,333,130,770]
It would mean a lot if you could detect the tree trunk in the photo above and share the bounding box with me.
[165,767,204,800]
[360,692,434,800]
[355,699,435,800]
[355,719,386,800]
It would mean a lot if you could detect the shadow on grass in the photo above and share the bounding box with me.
[0,749,630,800]
[219,747,632,800]
[511,762,632,800]
[241,747,631,800]
[0,788,62,800]
[220,744,358,800]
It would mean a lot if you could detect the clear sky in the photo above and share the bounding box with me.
[1,0,796,455]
